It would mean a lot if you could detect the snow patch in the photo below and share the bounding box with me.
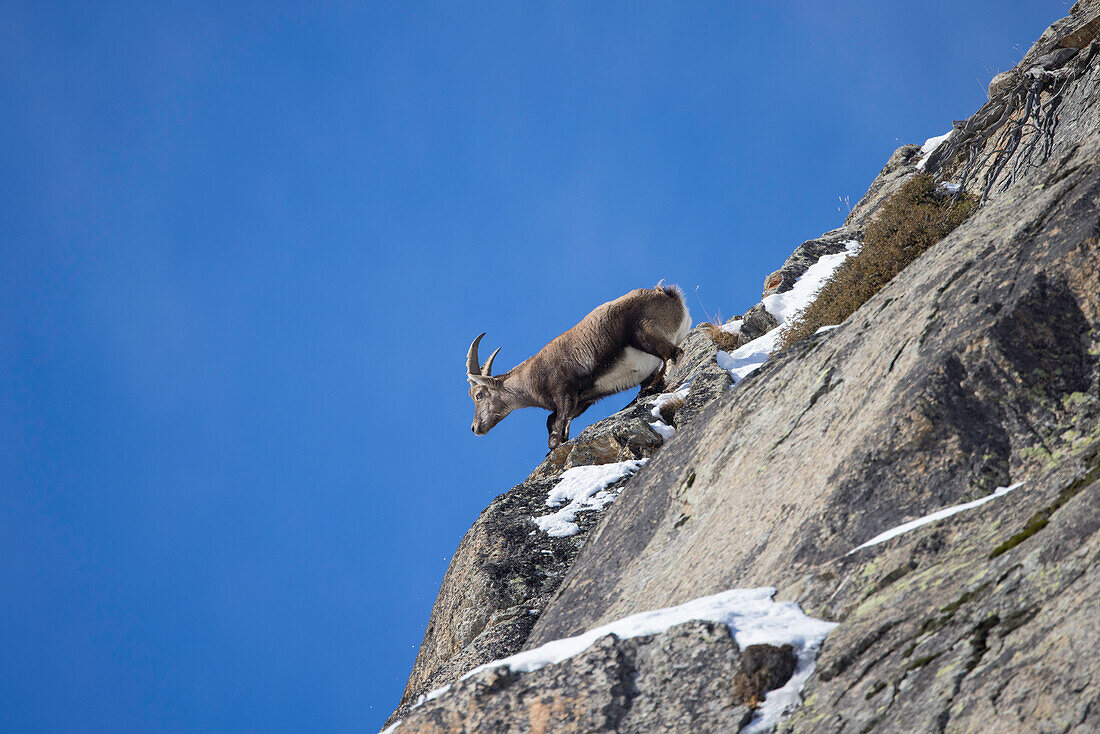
[717,241,859,384]
[848,481,1027,555]
[719,318,743,334]
[649,421,676,440]
[761,241,859,324]
[916,130,952,170]
[412,588,837,733]
[647,383,691,440]
[531,460,648,537]
[716,328,784,384]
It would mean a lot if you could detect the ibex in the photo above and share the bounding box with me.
[467,284,692,451]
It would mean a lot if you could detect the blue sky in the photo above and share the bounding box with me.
[1,2,1068,732]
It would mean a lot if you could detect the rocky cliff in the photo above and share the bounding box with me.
[386,4,1100,732]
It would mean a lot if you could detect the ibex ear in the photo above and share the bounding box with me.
[467,374,500,388]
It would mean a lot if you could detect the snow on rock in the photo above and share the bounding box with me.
[847,481,1027,555]
[647,383,691,440]
[410,588,837,733]
[717,241,859,384]
[531,459,648,537]
[761,241,859,324]
[648,421,676,440]
[716,328,785,384]
[916,130,953,170]
[719,318,743,334]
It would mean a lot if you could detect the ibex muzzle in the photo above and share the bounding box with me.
[466,285,691,451]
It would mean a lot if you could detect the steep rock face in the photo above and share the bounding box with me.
[389,6,1100,732]
[523,9,1100,733]
[392,69,943,726]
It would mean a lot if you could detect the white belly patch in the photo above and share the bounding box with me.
[591,347,662,396]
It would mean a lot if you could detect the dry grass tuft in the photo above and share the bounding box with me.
[779,174,978,349]
[703,322,741,350]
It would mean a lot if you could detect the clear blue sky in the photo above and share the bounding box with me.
[1,2,1068,732]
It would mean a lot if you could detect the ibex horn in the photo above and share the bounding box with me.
[481,347,501,377]
[467,333,486,376]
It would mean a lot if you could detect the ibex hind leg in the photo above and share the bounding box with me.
[629,324,682,363]
[637,363,667,397]
[630,325,683,397]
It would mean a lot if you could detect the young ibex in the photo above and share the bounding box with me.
[467,284,692,450]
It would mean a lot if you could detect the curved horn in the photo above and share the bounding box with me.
[481,347,501,376]
[467,333,486,375]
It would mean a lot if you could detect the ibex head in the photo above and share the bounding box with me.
[467,333,514,435]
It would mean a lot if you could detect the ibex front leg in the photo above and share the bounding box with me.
[546,412,560,451]
[547,395,578,451]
